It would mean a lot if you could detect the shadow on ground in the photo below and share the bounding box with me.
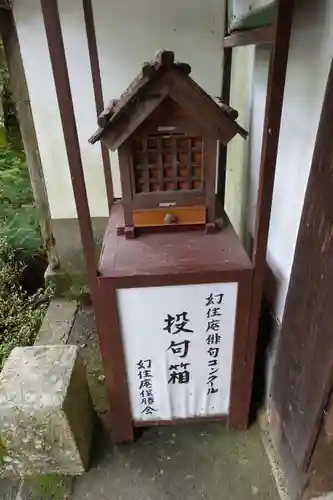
[69,307,278,500]
[73,421,278,500]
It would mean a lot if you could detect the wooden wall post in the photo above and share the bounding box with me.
[218,2,232,204]
[40,0,99,300]
[82,0,114,212]
[40,0,134,442]
[240,0,295,426]
[271,59,333,483]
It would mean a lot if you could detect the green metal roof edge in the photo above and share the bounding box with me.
[228,1,277,32]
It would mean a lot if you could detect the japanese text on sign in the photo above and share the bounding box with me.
[164,311,193,385]
[137,359,157,416]
[205,292,224,395]
[118,282,238,421]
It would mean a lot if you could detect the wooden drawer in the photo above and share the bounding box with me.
[133,205,206,227]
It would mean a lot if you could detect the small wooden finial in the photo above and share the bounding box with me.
[142,62,156,79]
[154,50,175,67]
[214,97,239,120]
[97,99,119,128]
[175,62,192,75]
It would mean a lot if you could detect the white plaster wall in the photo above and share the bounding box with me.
[13,0,108,219]
[58,0,109,216]
[13,0,72,219]
[247,0,333,320]
[224,46,255,240]
[92,0,223,99]
[247,46,270,238]
[92,0,224,198]
[13,0,332,315]
[13,0,224,220]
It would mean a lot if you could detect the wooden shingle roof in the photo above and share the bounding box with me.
[89,50,248,148]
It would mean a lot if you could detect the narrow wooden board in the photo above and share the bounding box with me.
[133,205,206,227]
[271,60,333,472]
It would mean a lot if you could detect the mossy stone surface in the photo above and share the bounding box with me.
[0,346,93,477]
[20,474,74,500]
[44,266,89,300]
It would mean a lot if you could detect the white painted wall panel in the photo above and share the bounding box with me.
[13,0,333,316]
[245,0,333,320]
[14,0,224,218]
[92,0,223,98]
[13,0,109,219]
[92,0,224,197]
[13,0,73,219]
[266,0,332,319]
[59,0,109,217]
[247,47,270,238]
[225,46,255,240]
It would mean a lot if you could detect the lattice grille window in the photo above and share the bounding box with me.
[132,134,203,194]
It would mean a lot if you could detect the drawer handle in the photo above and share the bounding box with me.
[164,213,179,225]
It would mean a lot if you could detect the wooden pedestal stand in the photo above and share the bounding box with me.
[40,0,294,443]
[98,204,252,441]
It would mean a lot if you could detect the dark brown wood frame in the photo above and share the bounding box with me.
[118,132,217,227]
[98,268,253,436]
[82,0,114,212]
[218,1,233,205]
[38,0,294,441]
[40,0,99,302]
[39,2,119,429]
[224,24,275,48]
[269,60,333,499]
[220,0,295,425]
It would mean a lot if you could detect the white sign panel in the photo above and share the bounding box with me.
[117,282,238,422]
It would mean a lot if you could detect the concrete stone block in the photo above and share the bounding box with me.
[0,346,93,477]
[34,299,77,346]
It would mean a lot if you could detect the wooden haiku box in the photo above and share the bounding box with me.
[90,51,253,443]
[90,50,247,238]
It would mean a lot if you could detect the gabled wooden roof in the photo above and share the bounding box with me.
[89,50,248,149]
